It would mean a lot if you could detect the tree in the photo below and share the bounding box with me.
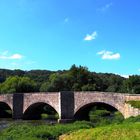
[0,76,19,93]
[0,65,133,93]
[17,77,37,93]
[0,76,37,94]
[82,84,96,91]
[40,73,73,92]
[126,75,140,94]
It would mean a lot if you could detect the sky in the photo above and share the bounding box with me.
[0,0,140,77]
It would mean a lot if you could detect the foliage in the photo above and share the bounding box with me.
[0,76,37,94]
[125,75,140,94]
[0,65,140,93]
[0,121,93,140]
[24,70,53,86]
[123,115,140,123]
[89,108,124,127]
[40,65,128,92]
[126,100,140,108]
[40,73,73,92]
[0,116,140,140]
[81,84,96,91]
[41,113,59,120]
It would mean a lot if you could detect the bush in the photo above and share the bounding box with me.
[123,115,140,124]
[0,76,37,94]
[89,109,124,127]
[126,101,140,108]
[41,113,59,120]
[0,121,93,140]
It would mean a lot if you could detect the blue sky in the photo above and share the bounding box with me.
[0,0,140,77]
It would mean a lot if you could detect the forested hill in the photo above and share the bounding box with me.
[0,69,54,83]
[0,65,140,94]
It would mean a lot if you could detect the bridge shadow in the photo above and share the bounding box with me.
[74,102,123,121]
[23,102,59,120]
[0,102,12,119]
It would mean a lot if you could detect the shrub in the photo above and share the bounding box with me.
[126,101,140,108]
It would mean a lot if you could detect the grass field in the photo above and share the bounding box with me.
[0,121,93,140]
[60,122,140,140]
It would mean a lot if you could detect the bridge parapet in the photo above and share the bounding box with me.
[124,94,140,101]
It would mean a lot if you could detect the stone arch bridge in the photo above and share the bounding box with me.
[0,92,140,122]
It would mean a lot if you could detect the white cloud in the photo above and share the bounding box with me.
[115,73,130,78]
[97,2,113,12]
[10,54,23,59]
[97,50,120,60]
[84,31,97,41]
[0,51,23,60]
[120,75,129,78]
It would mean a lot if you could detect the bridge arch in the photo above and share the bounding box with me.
[74,101,125,120]
[23,102,59,120]
[0,94,13,111]
[0,102,12,118]
[23,93,60,119]
[74,92,126,119]
[75,101,125,116]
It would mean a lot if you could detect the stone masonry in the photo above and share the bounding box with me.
[0,92,140,121]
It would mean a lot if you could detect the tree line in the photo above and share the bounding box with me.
[0,65,140,94]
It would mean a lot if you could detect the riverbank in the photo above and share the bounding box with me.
[0,121,93,140]
[0,116,140,140]
[60,122,140,140]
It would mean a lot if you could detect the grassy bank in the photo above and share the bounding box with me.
[60,116,140,140]
[0,121,93,140]
[60,122,140,140]
[0,116,140,140]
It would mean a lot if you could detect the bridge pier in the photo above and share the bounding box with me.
[58,91,74,123]
[13,94,24,119]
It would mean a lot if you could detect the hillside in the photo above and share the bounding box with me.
[0,65,140,93]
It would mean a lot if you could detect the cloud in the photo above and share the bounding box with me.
[0,51,23,60]
[120,75,129,78]
[84,31,97,41]
[97,2,113,12]
[97,50,120,60]
[115,73,129,78]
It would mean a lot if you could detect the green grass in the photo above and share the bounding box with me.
[89,110,124,127]
[60,116,140,140]
[60,122,140,140]
[126,101,140,108]
[41,113,59,120]
[0,121,93,140]
[0,115,140,140]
